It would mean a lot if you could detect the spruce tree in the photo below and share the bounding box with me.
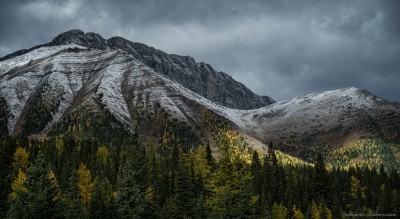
[205,131,255,218]
[314,152,329,201]
[115,158,145,219]
[7,152,61,218]
[171,156,195,218]
[251,150,262,199]
[377,183,392,214]
[270,202,288,219]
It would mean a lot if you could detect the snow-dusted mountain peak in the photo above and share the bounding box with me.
[1,29,274,110]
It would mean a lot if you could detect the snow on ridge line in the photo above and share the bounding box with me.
[0,44,87,76]
[152,83,383,133]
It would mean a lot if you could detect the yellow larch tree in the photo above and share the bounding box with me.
[77,163,94,209]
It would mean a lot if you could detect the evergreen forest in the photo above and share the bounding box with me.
[0,116,399,219]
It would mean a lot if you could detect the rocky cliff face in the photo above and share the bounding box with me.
[1,29,274,110]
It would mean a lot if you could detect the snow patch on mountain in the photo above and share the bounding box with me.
[0,44,86,76]
[97,53,132,128]
[0,72,42,133]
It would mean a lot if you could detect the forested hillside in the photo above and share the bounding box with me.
[0,118,399,218]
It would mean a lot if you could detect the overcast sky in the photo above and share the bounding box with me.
[1,0,399,101]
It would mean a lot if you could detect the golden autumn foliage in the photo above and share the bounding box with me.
[12,147,29,171]
[96,145,110,167]
[48,170,61,202]
[8,169,27,199]
[191,145,212,179]
[77,163,94,208]
[292,205,305,219]
[55,138,64,157]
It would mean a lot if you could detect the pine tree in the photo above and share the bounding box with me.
[267,142,285,204]
[270,202,288,219]
[129,144,147,191]
[205,131,256,218]
[377,183,392,214]
[250,150,262,215]
[90,178,113,219]
[171,156,195,218]
[115,158,145,219]
[7,152,61,218]
[311,200,320,219]
[349,176,367,212]
[0,137,17,217]
[251,151,262,196]
[59,169,85,219]
[96,145,110,177]
[205,143,214,168]
[292,204,305,219]
[314,152,329,201]
[262,149,273,208]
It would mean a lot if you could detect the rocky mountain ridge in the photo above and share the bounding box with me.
[1,29,274,110]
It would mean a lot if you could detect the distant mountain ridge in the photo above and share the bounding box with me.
[1,29,275,110]
[224,87,400,149]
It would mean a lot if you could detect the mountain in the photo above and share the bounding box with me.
[0,44,265,152]
[1,30,399,163]
[1,29,274,110]
[223,87,400,156]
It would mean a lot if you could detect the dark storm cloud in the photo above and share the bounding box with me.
[1,0,399,101]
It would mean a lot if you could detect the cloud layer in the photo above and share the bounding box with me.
[1,0,399,101]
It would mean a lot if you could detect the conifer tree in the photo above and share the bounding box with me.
[205,131,255,218]
[251,150,262,197]
[115,158,145,219]
[270,202,288,219]
[77,163,94,209]
[171,155,195,218]
[314,152,329,201]
[90,177,113,219]
[261,149,273,208]
[59,169,85,219]
[292,204,305,219]
[377,183,392,214]
[7,152,61,218]
[0,137,17,217]
[250,150,262,216]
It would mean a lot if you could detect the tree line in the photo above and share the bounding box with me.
[0,126,399,218]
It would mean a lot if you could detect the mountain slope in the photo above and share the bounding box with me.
[1,29,274,110]
[224,87,400,158]
[0,44,270,153]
